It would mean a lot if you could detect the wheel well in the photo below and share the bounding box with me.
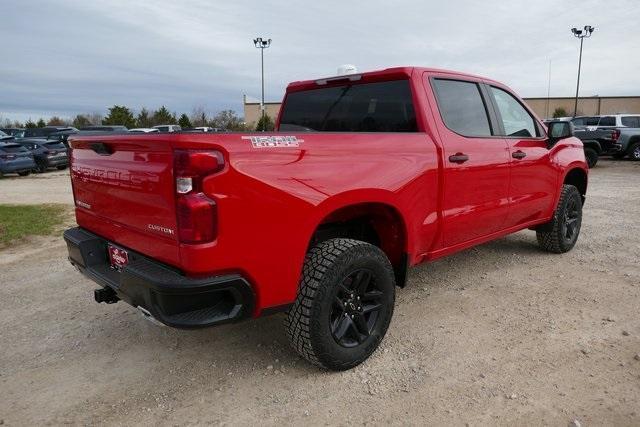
[564,168,587,204]
[310,203,409,287]
[628,136,640,151]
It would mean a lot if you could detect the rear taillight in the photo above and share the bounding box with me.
[611,129,620,141]
[174,149,225,244]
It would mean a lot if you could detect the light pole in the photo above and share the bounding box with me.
[571,25,595,117]
[253,37,271,131]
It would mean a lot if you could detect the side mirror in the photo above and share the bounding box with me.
[546,120,574,148]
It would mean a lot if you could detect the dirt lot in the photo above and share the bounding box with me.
[1,161,639,426]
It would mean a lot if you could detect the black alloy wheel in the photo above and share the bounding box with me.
[331,269,384,348]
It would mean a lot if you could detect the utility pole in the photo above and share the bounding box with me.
[253,37,272,131]
[571,25,595,117]
[546,60,551,119]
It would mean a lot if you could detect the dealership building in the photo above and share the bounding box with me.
[243,94,640,127]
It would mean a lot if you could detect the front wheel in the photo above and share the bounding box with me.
[285,238,395,370]
[584,147,598,168]
[536,184,582,253]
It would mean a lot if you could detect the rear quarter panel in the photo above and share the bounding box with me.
[179,132,440,313]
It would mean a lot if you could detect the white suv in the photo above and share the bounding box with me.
[572,114,640,130]
[153,125,182,132]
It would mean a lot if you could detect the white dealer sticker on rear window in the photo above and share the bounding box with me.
[241,135,302,148]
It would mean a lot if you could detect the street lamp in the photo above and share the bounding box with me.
[571,25,595,117]
[253,37,272,131]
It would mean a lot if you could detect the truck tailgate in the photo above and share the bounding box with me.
[70,136,180,265]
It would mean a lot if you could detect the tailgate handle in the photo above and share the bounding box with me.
[90,142,113,155]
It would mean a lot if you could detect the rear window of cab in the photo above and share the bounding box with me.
[279,80,417,132]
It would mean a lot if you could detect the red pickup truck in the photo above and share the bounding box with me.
[64,67,588,370]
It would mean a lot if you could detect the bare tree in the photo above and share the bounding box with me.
[190,105,208,127]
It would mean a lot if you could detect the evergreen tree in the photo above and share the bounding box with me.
[136,108,152,128]
[552,107,568,118]
[255,114,275,131]
[102,105,136,128]
[36,118,46,128]
[178,113,192,129]
[25,120,37,129]
[151,106,176,125]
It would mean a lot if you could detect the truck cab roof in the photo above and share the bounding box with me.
[286,66,500,92]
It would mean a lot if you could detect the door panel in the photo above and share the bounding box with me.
[486,85,557,226]
[505,139,556,224]
[429,77,511,248]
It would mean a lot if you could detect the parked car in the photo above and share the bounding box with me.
[24,126,78,138]
[152,124,181,132]
[191,126,226,132]
[610,126,640,160]
[571,114,640,130]
[0,142,36,177]
[45,129,78,148]
[15,138,69,172]
[0,130,13,141]
[64,66,588,370]
[573,128,619,168]
[1,128,26,138]
[79,125,128,132]
[128,128,160,133]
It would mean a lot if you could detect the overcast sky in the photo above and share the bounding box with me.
[2,0,639,122]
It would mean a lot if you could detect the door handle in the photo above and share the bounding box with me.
[512,150,526,159]
[448,153,469,164]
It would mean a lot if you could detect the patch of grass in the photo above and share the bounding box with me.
[0,204,68,245]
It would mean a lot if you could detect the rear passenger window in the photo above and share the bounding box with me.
[490,87,538,137]
[598,116,615,126]
[621,116,640,127]
[432,79,492,137]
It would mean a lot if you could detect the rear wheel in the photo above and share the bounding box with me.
[536,184,582,253]
[629,142,640,161]
[36,160,47,173]
[584,147,598,168]
[285,238,395,370]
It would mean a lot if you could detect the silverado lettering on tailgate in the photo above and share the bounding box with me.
[241,135,302,148]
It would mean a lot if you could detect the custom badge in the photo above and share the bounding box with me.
[242,135,302,148]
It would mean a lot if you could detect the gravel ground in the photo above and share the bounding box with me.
[1,160,639,426]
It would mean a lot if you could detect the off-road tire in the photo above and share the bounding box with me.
[536,184,582,253]
[629,142,640,161]
[584,147,598,168]
[285,238,395,370]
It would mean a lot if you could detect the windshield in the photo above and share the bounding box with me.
[279,80,417,132]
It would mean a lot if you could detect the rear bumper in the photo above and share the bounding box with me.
[602,142,623,154]
[63,227,255,329]
[45,156,69,167]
